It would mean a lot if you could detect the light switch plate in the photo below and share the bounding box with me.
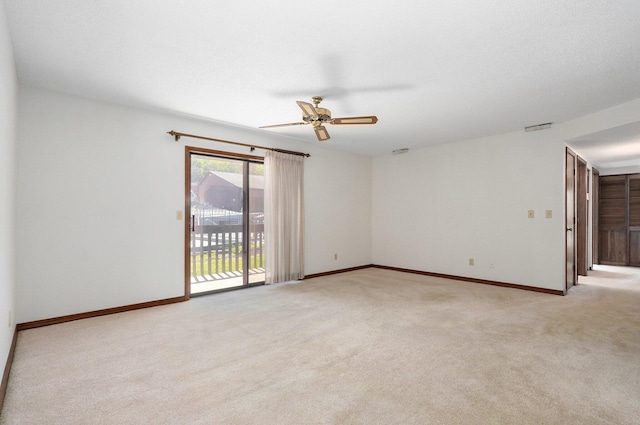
[176,211,183,220]
[545,210,552,219]
[528,210,535,219]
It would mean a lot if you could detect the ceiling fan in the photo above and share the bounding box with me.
[259,96,378,142]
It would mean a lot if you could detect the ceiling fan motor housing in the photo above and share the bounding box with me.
[303,107,332,126]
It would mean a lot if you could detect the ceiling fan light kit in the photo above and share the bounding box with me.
[260,96,378,142]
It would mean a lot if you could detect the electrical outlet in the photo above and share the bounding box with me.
[489,262,495,269]
[469,258,474,266]
[528,210,535,219]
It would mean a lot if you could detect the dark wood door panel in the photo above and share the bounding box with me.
[566,148,576,291]
[599,228,628,265]
[600,176,627,199]
[630,177,640,230]
[630,231,640,266]
[630,198,640,227]
[600,198,626,226]
[599,174,632,267]
[577,157,588,276]
[593,169,600,265]
[629,178,640,196]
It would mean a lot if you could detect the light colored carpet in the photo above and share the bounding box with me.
[1,268,639,424]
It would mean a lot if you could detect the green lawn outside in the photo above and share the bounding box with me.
[191,249,264,276]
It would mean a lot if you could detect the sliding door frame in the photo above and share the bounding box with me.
[184,146,264,299]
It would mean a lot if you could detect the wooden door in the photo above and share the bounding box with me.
[565,148,577,292]
[592,169,599,265]
[599,175,627,265]
[577,157,588,275]
[628,175,640,265]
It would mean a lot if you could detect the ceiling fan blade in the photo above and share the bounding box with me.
[259,122,307,129]
[332,116,378,125]
[296,101,319,119]
[314,126,330,142]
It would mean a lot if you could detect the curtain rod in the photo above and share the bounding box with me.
[167,130,311,158]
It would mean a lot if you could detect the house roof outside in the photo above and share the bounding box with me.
[207,171,264,190]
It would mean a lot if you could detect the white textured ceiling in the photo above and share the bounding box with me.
[567,121,640,171]
[4,0,640,158]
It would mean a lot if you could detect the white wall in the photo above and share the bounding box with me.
[372,128,566,291]
[0,0,18,372]
[16,87,372,323]
[305,148,372,269]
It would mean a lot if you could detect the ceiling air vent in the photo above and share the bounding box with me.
[392,148,409,155]
[524,123,552,132]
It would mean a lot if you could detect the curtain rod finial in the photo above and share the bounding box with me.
[167,130,181,142]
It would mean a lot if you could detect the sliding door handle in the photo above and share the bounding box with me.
[566,227,573,232]
[191,215,195,232]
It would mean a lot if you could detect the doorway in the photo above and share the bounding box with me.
[186,147,265,296]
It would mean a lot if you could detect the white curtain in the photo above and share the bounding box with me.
[264,150,305,283]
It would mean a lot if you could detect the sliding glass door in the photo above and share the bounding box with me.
[187,148,265,296]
